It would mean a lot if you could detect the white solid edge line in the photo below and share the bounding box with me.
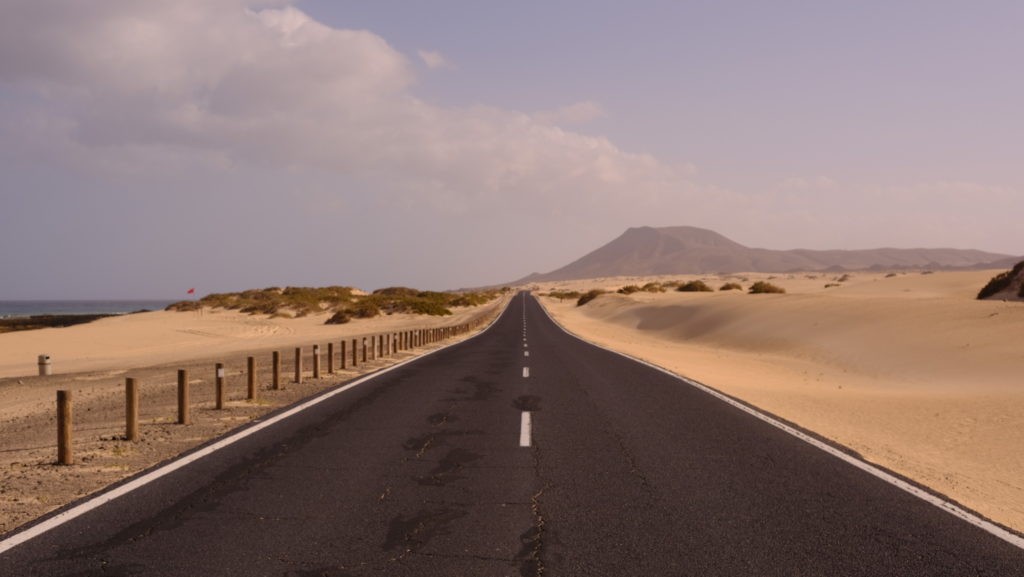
[531,295,1024,550]
[0,297,517,556]
[520,411,532,447]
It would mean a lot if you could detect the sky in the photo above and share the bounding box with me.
[1,1,1021,299]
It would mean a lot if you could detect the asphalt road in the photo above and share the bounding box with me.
[2,292,1023,576]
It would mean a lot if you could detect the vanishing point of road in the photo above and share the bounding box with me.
[2,292,1022,576]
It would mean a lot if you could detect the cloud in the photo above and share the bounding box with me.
[534,100,607,126]
[417,49,449,69]
[0,1,699,222]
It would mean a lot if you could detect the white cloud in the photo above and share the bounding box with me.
[417,49,449,69]
[534,100,606,126]
[0,1,699,222]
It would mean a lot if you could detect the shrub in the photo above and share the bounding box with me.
[824,283,841,289]
[577,289,605,306]
[350,302,380,318]
[641,282,666,293]
[548,290,582,302]
[749,281,785,294]
[677,280,713,292]
[373,287,419,297]
[617,285,641,295]
[978,260,1024,299]
[719,282,743,291]
[325,311,351,325]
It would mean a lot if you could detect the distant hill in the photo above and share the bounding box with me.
[516,226,1015,283]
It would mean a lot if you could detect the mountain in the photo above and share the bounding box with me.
[516,226,1015,283]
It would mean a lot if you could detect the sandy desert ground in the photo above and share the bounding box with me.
[0,297,508,535]
[536,270,1024,534]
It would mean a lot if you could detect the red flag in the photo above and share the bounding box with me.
[187,288,195,294]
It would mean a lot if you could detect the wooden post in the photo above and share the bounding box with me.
[177,369,190,425]
[125,378,139,442]
[362,338,367,363]
[272,351,281,390]
[295,347,303,384]
[328,342,335,374]
[57,390,72,465]
[340,340,347,370]
[378,335,383,358]
[352,338,358,367]
[313,344,321,379]
[248,356,257,400]
[215,362,225,410]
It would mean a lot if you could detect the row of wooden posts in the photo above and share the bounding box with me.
[55,323,481,465]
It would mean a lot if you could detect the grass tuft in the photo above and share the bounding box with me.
[749,281,786,294]
[677,280,713,292]
[577,289,605,306]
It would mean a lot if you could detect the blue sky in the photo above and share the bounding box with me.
[1,1,1021,298]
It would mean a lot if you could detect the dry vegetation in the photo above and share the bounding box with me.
[977,260,1024,300]
[677,280,713,292]
[748,281,786,294]
[167,286,508,321]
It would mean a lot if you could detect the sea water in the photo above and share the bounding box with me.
[0,300,176,319]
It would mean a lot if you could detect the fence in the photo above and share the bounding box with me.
[52,313,497,465]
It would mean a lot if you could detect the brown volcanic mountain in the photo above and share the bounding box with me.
[518,226,1015,283]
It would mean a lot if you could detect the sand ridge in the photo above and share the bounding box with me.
[536,270,1024,534]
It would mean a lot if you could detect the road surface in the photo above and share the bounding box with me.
[2,292,1022,575]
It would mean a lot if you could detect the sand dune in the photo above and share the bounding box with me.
[538,270,1024,533]
[0,306,492,380]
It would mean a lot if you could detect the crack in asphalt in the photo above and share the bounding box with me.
[517,443,549,577]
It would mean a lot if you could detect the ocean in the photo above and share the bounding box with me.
[0,300,177,319]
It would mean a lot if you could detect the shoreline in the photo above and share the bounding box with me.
[0,314,121,334]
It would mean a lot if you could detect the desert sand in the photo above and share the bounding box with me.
[537,270,1024,534]
[0,297,508,534]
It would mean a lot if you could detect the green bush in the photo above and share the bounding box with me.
[577,289,605,306]
[719,282,743,291]
[677,280,713,292]
[749,281,786,294]
[978,260,1024,299]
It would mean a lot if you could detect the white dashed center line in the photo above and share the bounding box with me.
[523,366,530,378]
[519,412,532,447]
